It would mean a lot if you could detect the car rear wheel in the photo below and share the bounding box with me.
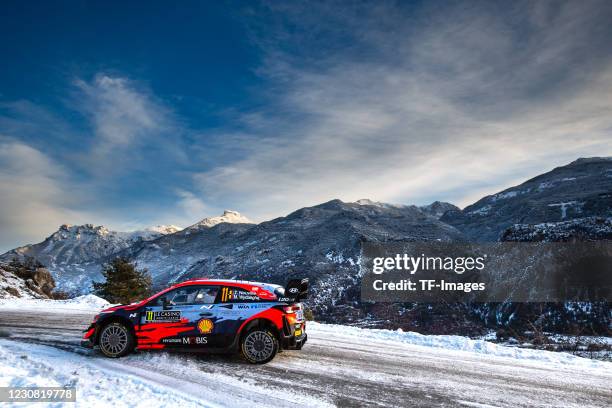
[99,322,134,358]
[241,328,278,364]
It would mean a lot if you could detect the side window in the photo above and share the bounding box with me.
[219,286,260,303]
[195,286,219,304]
[155,286,202,306]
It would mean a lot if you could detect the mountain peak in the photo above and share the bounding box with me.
[419,201,460,219]
[143,225,182,234]
[354,199,404,209]
[54,224,110,239]
[188,210,253,230]
[355,198,379,206]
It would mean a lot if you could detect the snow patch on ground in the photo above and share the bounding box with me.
[0,294,112,313]
[308,322,611,369]
[0,339,333,408]
[0,339,214,408]
[467,204,491,216]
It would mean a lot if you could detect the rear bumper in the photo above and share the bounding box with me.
[281,318,307,349]
[282,332,307,350]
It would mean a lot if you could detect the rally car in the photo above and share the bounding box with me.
[81,278,308,364]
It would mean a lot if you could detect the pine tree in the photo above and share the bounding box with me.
[93,258,152,304]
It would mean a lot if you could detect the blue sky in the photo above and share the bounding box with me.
[1,0,612,251]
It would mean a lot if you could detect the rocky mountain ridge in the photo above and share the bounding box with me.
[441,157,612,241]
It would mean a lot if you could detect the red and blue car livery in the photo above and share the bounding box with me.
[82,278,308,363]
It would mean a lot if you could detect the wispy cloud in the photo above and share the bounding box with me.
[0,138,91,251]
[190,0,612,220]
[74,74,186,175]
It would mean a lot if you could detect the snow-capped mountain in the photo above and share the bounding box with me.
[124,225,183,241]
[2,223,179,266]
[119,199,464,324]
[354,199,459,219]
[419,201,460,219]
[0,223,181,293]
[139,199,462,286]
[441,157,612,241]
[184,210,252,231]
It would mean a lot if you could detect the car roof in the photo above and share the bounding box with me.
[133,279,283,307]
[169,279,283,299]
[178,278,282,289]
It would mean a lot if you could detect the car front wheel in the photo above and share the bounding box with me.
[240,328,278,364]
[99,322,134,358]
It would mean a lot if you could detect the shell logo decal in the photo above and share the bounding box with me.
[197,318,214,334]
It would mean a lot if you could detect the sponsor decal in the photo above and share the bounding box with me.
[161,338,182,344]
[197,318,214,334]
[162,336,208,345]
[129,313,137,318]
[251,304,269,309]
[288,287,299,294]
[145,310,181,322]
[200,304,214,310]
[236,303,269,310]
[220,287,260,302]
[182,336,208,345]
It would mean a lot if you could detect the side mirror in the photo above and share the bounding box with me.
[159,296,169,309]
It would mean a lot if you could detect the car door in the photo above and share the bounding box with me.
[141,285,218,347]
[178,285,221,347]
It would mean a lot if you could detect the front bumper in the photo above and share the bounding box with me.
[81,339,94,349]
[81,324,96,349]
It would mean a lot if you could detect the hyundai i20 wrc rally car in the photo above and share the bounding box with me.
[81,278,308,364]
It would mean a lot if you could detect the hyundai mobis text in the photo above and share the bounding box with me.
[82,278,308,364]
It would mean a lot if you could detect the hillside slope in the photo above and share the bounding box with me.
[441,158,612,241]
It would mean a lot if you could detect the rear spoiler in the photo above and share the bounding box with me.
[279,278,309,303]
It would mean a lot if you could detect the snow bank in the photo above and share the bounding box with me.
[308,322,611,369]
[0,339,213,408]
[0,294,113,313]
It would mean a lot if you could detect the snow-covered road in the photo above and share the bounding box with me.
[0,309,611,407]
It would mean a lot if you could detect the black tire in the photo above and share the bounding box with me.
[240,328,279,364]
[98,322,135,358]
